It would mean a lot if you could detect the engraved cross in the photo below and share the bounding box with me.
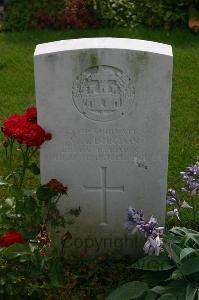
[83,167,124,225]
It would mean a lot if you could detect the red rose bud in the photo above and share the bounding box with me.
[0,231,25,247]
[24,106,37,123]
[45,132,52,141]
[39,249,46,257]
[47,179,67,194]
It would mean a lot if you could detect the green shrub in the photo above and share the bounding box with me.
[133,0,189,28]
[3,0,66,31]
[89,0,136,28]
[3,0,97,31]
[91,0,199,28]
[4,0,199,30]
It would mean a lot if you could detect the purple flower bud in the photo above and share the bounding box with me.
[166,196,177,205]
[167,208,180,220]
[143,236,163,256]
[180,172,186,176]
[168,188,176,197]
[181,201,193,209]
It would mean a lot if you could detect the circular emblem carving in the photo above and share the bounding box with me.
[72,65,135,122]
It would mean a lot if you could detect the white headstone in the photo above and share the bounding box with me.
[34,38,173,255]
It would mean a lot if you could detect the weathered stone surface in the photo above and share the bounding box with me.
[34,38,173,255]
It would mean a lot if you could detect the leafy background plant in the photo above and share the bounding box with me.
[90,0,199,28]
[3,0,97,31]
[107,227,199,300]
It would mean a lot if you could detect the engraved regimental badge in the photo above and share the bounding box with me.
[72,65,135,122]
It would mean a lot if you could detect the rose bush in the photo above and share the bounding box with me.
[0,106,80,298]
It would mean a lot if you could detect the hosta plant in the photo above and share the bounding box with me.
[107,226,199,300]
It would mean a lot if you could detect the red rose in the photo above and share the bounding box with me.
[47,179,68,194]
[2,112,52,147]
[16,122,52,147]
[2,114,27,138]
[0,231,25,247]
[24,106,37,123]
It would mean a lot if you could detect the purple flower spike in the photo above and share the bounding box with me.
[166,189,178,206]
[186,161,199,176]
[136,216,159,238]
[180,158,199,195]
[124,207,145,231]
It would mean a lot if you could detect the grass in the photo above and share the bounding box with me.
[0,26,198,298]
[0,26,198,186]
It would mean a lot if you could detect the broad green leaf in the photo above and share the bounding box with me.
[151,286,167,295]
[186,285,198,300]
[144,291,158,300]
[169,227,186,236]
[131,254,175,271]
[180,248,198,261]
[107,281,148,300]
[158,293,177,300]
[1,243,31,259]
[151,281,186,298]
[179,257,199,276]
[168,227,199,248]
[142,270,173,285]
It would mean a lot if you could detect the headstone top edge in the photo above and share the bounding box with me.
[34,37,172,57]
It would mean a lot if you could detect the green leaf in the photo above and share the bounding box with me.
[158,293,177,300]
[144,291,158,300]
[1,243,31,259]
[36,186,57,202]
[180,248,197,261]
[131,254,175,271]
[0,177,8,186]
[179,257,199,276]
[164,240,181,264]
[28,162,40,175]
[0,278,5,286]
[151,281,186,298]
[186,285,198,300]
[151,286,167,295]
[170,269,183,280]
[106,281,148,300]
[169,227,199,248]
[142,270,173,286]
